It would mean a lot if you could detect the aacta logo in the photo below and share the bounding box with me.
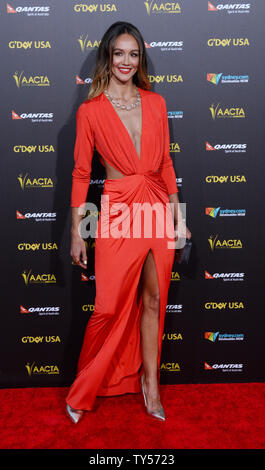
[208,234,243,251]
[17,173,54,189]
[209,103,245,119]
[170,142,180,153]
[78,36,101,52]
[22,269,56,285]
[160,363,180,372]
[144,1,181,15]
[7,3,50,15]
[13,71,50,88]
[25,362,59,376]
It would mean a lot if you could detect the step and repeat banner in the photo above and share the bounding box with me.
[0,1,264,388]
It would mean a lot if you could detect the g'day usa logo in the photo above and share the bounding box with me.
[12,110,53,123]
[205,362,243,372]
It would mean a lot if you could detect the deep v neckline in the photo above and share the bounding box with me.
[103,86,143,161]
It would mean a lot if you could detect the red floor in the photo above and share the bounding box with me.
[0,383,264,449]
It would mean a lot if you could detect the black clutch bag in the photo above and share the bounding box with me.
[176,238,192,264]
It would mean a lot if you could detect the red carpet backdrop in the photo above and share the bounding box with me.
[0,0,264,390]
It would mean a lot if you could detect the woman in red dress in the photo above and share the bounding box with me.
[66,21,191,423]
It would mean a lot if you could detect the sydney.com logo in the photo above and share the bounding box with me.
[205,332,244,342]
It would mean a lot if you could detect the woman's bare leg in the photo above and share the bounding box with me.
[139,249,162,411]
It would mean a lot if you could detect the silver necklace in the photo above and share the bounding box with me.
[104,88,141,111]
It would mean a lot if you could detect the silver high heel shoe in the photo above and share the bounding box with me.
[140,374,166,421]
[66,403,84,424]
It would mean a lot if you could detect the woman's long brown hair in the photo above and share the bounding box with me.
[87,21,151,99]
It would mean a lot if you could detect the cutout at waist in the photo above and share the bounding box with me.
[102,157,126,180]
[101,156,159,182]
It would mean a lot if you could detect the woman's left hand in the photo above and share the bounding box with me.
[185,225,192,239]
[174,221,192,241]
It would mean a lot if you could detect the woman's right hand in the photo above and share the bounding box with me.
[70,231,87,269]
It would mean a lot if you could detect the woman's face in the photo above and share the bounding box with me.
[110,33,140,84]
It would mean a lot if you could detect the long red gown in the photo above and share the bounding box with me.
[66,86,178,411]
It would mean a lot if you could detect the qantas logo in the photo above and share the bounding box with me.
[205,362,243,371]
[16,210,56,221]
[208,2,251,13]
[7,3,50,15]
[144,40,183,51]
[12,110,53,122]
[12,110,22,119]
[205,270,245,281]
[81,273,95,282]
[20,305,60,315]
[76,75,93,85]
[166,304,183,313]
[206,141,247,153]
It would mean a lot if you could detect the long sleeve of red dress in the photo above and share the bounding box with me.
[71,104,94,208]
[159,95,178,196]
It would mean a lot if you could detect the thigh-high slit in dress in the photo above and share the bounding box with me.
[66,87,178,411]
